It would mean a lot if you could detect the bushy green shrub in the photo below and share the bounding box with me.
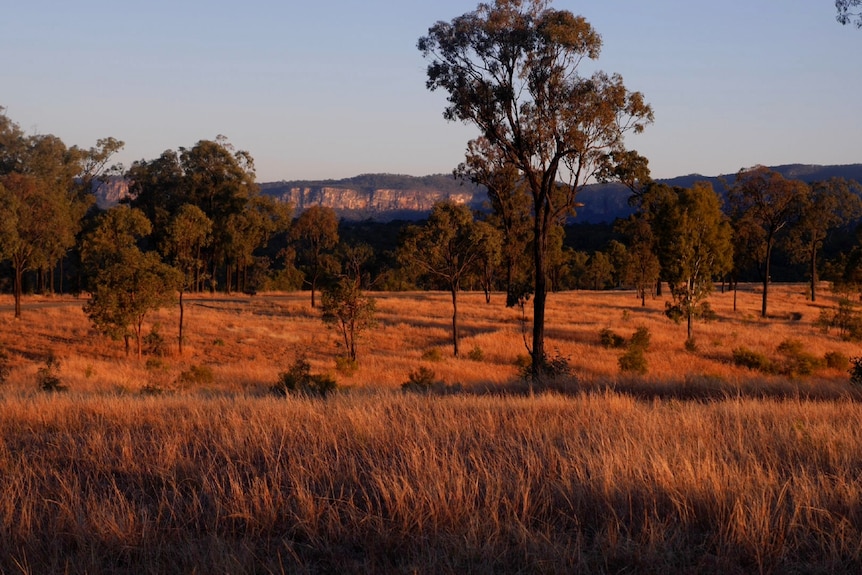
[144,323,169,357]
[732,347,774,373]
[600,328,626,349]
[618,346,648,374]
[824,351,850,371]
[272,358,337,398]
[177,364,214,385]
[777,339,822,377]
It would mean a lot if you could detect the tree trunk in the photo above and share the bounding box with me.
[14,263,23,319]
[178,290,185,355]
[531,218,547,380]
[762,237,773,319]
[810,244,817,302]
[451,285,460,357]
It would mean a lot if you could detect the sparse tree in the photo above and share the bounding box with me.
[583,251,614,291]
[617,216,661,306]
[785,178,862,302]
[419,0,653,376]
[457,137,533,304]
[321,277,377,363]
[650,182,733,339]
[162,204,213,355]
[399,201,484,357]
[729,167,807,318]
[292,205,340,307]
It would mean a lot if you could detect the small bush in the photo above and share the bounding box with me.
[619,346,648,374]
[213,338,225,347]
[518,350,574,384]
[467,345,484,362]
[684,338,698,353]
[272,358,338,398]
[0,349,11,384]
[777,339,822,377]
[144,323,169,357]
[850,356,862,386]
[177,364,214,385]
[732,347,774,373]
[824,351,850,371]
[600,328,626,349]
[421,348,444,362]
[629,326,651,351]
[335,356,359,376]
[402,366,439,393]
[514,354,532,371]
[37,355,66,393]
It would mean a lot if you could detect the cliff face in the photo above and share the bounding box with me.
[260,184,477,220]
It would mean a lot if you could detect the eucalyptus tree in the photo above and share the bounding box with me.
[398,201,484,357]
[82,206,180,359]
[649,182,733,340]
[162,204,212,355]
[419,0,653,376]
[785,178,862,302]
[291,205,340,307]
[729,167,807,318]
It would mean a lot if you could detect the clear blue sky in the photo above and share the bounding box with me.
[2,1,859,183]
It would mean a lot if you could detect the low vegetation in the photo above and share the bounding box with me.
[0,285,860,573]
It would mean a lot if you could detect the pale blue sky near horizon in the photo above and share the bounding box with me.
[1,1,859,183]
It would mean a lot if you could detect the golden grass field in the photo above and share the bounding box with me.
[1,284,861,573]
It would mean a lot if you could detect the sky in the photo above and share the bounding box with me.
[1,1,860,183]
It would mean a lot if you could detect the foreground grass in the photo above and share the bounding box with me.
[1,391,861,574]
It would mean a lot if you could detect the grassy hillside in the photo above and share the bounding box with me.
[0,285,861,573]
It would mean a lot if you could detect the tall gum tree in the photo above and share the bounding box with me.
[729,167,806,318]
[419,0,653,377]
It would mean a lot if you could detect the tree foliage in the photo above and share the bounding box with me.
[645,182,732,339]
[321,277,377,362]
[291,205,340,307]
[729,167,807,318]
[399,201,485,357]
[837,0,862,27]
[82,207,180,358]
[419,0,653,376]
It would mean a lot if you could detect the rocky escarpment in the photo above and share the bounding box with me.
[259,184,477,221]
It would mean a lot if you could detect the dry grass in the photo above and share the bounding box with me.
[0,285,861,573]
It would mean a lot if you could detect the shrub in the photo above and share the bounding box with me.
[850,356,862,386]
[467,345,484,362]
[777,339,822,377]
[824,351,850,371]
[421,348,444,362]
[144,323,169,357]
[335,356,359,376]
[272,358,338,398]
[177,364,215,385]
[600,328,626,349]
[629,326,651,351]
[402,366,439,393]
[518,350,575,384]
[732,347,774,373]
[619,346,648,374]
[684,338,698,353]
[0,349,11,384]
[37,355,66,393]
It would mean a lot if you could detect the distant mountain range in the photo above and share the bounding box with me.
[94,163,862,224]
